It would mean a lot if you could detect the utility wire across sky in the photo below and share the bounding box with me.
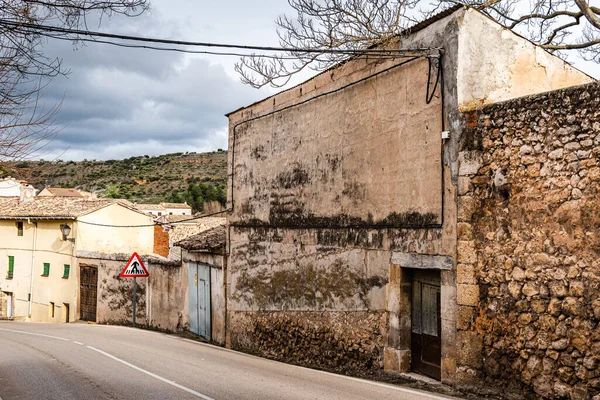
[0,18,440,228]
[0,18,440,59]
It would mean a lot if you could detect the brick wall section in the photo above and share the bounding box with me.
[154,225,169,258]
[457,82,600,399]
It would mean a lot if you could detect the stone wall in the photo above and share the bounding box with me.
[229,310,386,372]
[79,253,184,332]
[0,291,7,317]
[457,82,600,398]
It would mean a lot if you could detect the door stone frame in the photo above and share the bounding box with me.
[383,251,457,383]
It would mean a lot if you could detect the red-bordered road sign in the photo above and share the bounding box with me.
[120,252,149,278]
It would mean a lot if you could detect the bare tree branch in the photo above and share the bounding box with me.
[237,0,600,88]
[0,0,150,160]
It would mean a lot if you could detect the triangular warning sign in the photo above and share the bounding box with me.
[120,252,149,277]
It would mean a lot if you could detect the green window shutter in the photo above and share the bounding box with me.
[43,263,50,276]
[63,264,70,278]
[7,256,14,279]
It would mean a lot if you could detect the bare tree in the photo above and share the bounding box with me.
[0,0,150,161]
[236,0,600,88]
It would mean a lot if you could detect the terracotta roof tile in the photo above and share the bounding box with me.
[42,188,85,197]
[175,225,226,251]
[0,197,119,219]
[135,203,166,211]
[160,202,191,209]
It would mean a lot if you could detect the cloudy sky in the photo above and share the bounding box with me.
[34,1,600,161]
[39,0,285,161]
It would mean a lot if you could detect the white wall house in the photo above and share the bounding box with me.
[0,197,154,322]
[0,178,35,197]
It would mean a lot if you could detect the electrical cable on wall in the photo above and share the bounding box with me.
[229,54,446,231]
[76,208,231,228]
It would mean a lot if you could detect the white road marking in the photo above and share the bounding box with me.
[0,328,69,342]
[181,339,457,400]
[87,346,215,400]
[73,341,84,345]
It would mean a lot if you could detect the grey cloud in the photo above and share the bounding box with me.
[34,1,279,160]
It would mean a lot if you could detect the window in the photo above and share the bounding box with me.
[63,264,70,279]
[42,263,50,277]
[16,221,23,236]
[49,302,55,319]
[7,256,14,279]
[158,212,162,216]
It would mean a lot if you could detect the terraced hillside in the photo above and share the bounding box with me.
[2,151,228,206]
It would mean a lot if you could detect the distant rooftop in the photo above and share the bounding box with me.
[0,197,128,219]
[175,225,226,252]
[38,187,85,198]
[135,203,166,211]
[161,202,191,209]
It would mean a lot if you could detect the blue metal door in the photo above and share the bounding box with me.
[188,264,199,335]
[188,263,211,339]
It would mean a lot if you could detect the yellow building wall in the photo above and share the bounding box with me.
[0,220,77,322]
[76,204,154,254]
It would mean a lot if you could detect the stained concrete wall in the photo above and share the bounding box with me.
[78,254,184,332]
[147,260,188,332]
[229,56,442,226]
[227,52,452,373]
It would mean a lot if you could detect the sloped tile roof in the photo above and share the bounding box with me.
[160,202,191,209]
[0,197,124,219]
[167,217,226,244]
[42,188,85,197]
[135,203,166,211]
[175,224,226,252]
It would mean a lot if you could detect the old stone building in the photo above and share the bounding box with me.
[457,82,600,398]
[225,5,597,398]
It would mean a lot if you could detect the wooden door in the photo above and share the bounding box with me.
[80,266,98,322]
[411,271,441,380]
[7,292,12,318]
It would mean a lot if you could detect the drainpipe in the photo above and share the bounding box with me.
[71,221,77,323]
[27,219,37,318]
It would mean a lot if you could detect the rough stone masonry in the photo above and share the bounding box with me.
[457,82,600,399]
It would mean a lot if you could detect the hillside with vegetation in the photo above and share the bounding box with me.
[2,151,228,212]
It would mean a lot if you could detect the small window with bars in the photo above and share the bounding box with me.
[16,221,23,236]
[7,256,14,279]
[42,263,50,277]
[63,264,70,279]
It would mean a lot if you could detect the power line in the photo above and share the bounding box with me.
[76,208,230,228]
[25,28,416,61]
[0,19,439,57]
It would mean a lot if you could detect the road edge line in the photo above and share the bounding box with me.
[0,328,70,341]
[180,339,457,400]
[86,346,215,400]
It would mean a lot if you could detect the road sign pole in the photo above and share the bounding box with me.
[133,277,137,328]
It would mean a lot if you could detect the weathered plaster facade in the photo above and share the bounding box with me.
[456,82,600,398]
[226,6,594,391]
[0,220,76,322]
[0,199,156,323]
[78,252,186,332]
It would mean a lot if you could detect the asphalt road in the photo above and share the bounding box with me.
[0,321,461,400]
